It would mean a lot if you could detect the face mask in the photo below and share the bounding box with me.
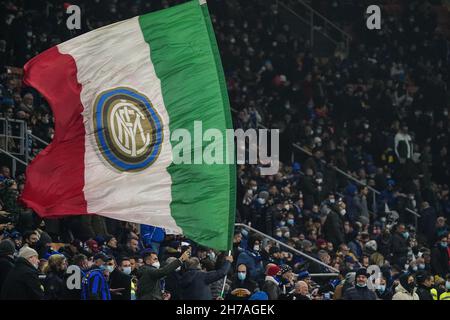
[257,198,266,205]
[419,264,425,270]
[446,281,450,290]
[238,272,246,281]
[403,232,409,239]
[287,219,294,226]
[175,266,181,272]
[284,205,290,210]
[252,186,257,191]
[253,245,260,252]
[106,265,114,273]
[279,221,286,227]
[356,283,367,288]
[441,242,448,248]
[276,232,282,238]
[316,179,323,184]
[241,229,249,238]
[340,209,346,216]
[123,267,132,275]
[284,232,290,238]
[412,266,418,272]
[378,285,386,293]
[329,199,335,204]
[152,262,161,269]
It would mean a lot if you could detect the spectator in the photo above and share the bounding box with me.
[289,280,311,300]
[136,249,190,300]
[42,254,69,300]
[109,257,132,300]
[227,263,259,300]
[415,271,434,300]
[236,236,264,281]
[392,274,419,300]
[439,274,450,300]
[391,224,409,267]
[431,234,450,277]
[163,257,183,300]
[180,254,232,300]
[262,264,281,300]
[1,246,43,300]
[342,268,377,300]
[394,125,413,163]
[0,239,15,290]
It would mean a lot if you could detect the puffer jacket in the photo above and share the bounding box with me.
[392,284,419,300]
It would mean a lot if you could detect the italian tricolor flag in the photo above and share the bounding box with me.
[21,1,236,250]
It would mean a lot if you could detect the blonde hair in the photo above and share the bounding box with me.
[43,254,66,274]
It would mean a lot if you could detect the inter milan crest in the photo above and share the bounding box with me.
[93,87,163,172]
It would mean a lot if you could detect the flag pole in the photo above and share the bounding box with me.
[220,249,232,299]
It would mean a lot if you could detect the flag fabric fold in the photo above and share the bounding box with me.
[21,0,235,251]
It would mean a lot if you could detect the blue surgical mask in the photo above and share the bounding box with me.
[403,232,409,239]
[446,281,450,290]
[287,219,294,226]
[441,242,448,248]
[356,283,367,288]
[241,229,249,238]
[238,272,246,281]
[419,264,425,270]
[378,285,386,293]
[122,267,132,275]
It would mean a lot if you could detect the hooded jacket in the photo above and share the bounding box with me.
[392,283,419,300]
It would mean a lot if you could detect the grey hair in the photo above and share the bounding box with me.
[185,257,202,270]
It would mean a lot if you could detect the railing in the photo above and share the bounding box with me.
[276,0,352,55]
[0,117,50,177]
[236,223,340,275]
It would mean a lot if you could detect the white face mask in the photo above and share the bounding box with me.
[152,261,161,269]
[253,245,260,252]
[340,209,346,216]
[122,267,132,275]
[276,232,282,237]
[106,265,114,273]
[176,266,181,272]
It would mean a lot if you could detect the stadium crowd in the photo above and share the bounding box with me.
[0,0,449,300]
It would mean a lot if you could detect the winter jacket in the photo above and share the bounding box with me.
[179,261,231,300]
[392,284,419,300]
[391,233,409,266]
[342,285,377,300]
[1,257,44,300]
[109,268,131,300]
[416,285,433,301]
[322,211,345,247]
[0,255,15,291]
[43,271,71,300]
[431,245,450,277]
[262,276,281,300]
[236,250,264,281]
[136,259,181,300]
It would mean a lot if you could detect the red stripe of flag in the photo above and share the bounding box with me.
[20,46,88,217]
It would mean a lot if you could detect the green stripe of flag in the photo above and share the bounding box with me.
[139,1,236,250]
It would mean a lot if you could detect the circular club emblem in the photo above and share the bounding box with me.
[93,87,163,172]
